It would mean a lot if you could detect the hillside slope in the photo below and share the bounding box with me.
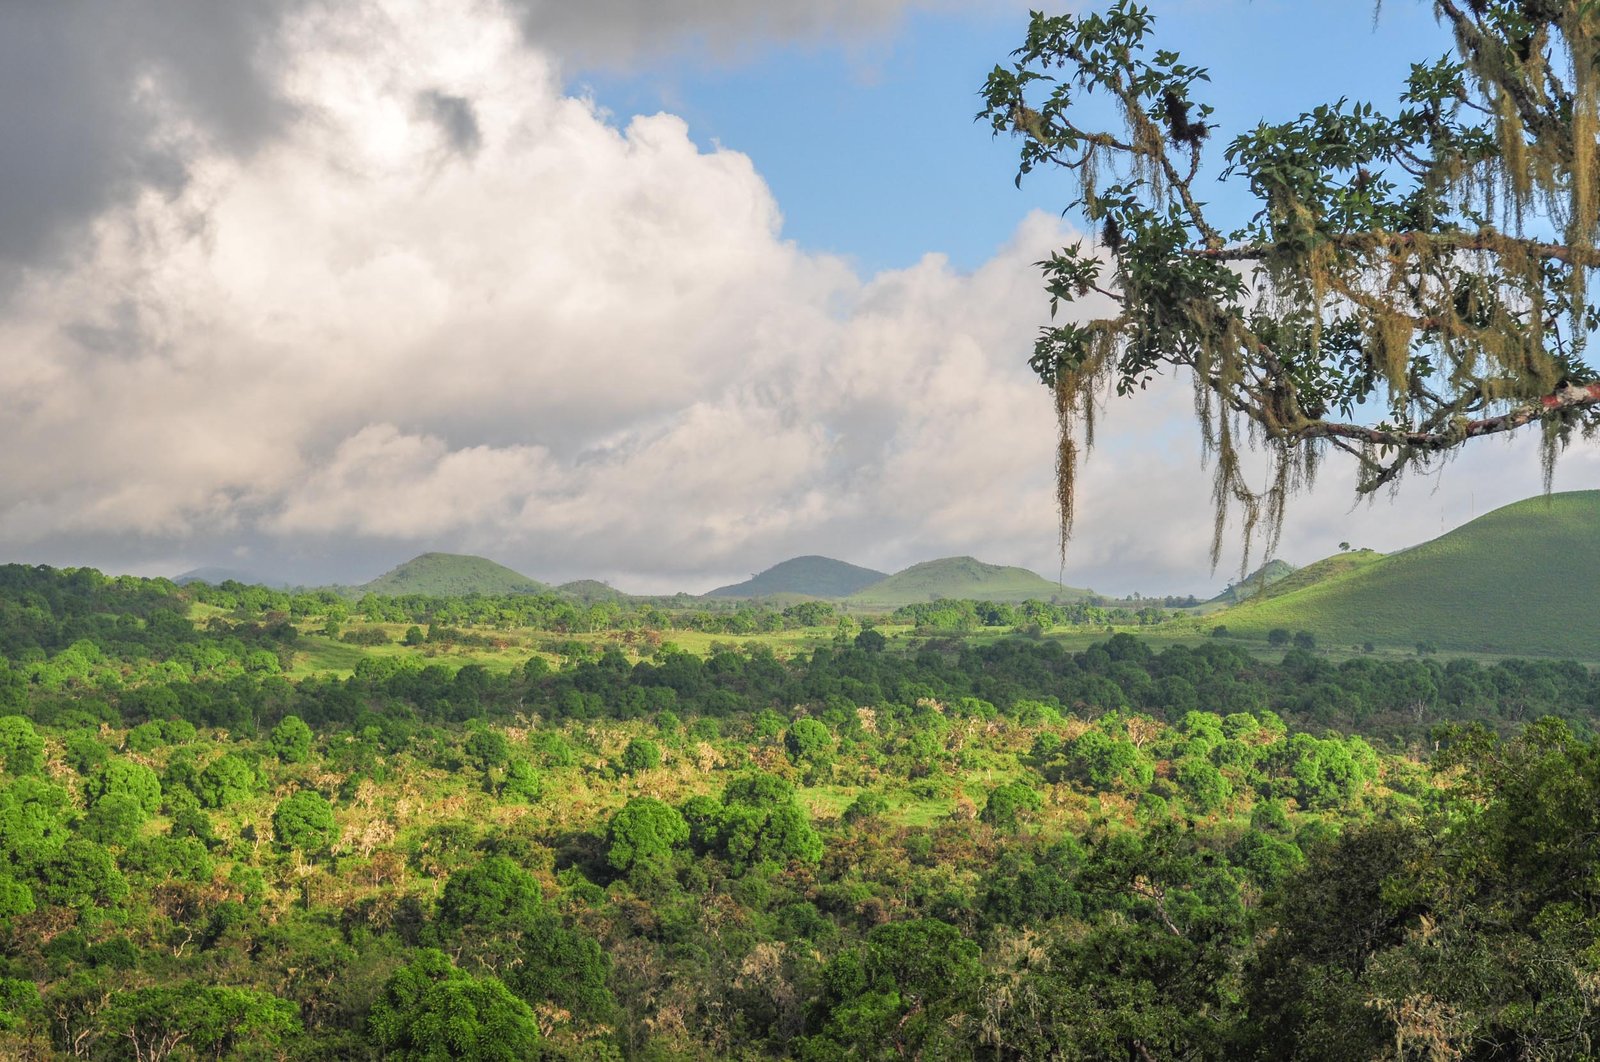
[1216,491,1600,657]
[175,567,291,590]
[558,579,630,604]
[705,556,887,599]
[847,556,1089,607]
[359,553,546,596]
[1244,550,1385,605]
[1206,559,1297,606]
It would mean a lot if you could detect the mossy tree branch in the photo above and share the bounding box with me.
[981,0,1600,570]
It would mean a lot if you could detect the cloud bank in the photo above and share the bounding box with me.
[0,0,1590,595]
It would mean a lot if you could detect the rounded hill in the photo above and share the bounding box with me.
[705,556,887,599]
[847,556,1089,607]
[1215,491,1600,657]
[359,553,546,597]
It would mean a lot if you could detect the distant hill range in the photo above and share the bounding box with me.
[847,556,1090,607]
[358,553,546,597]
[705,556,888,599]
[1206,559,1296,606]
[174,567,291,590]
[1214,490,1600,657]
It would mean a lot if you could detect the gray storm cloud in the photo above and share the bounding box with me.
[0,1,303,279]
[502,0,1025,65]
[0,0,1590,595]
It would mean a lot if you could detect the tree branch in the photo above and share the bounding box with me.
[1182,231,1600,267]
[1433,0,1573,154]
[1289,380,1600,452]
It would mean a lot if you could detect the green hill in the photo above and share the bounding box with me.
[175,566,291,590]
[1207,559,1296,605]
[705,556,887,599]
[1215,491,1600,657]
[359,553,546,597]
[1243,550,1385,605]
[558,579,629,604]
[847,556,1089,607]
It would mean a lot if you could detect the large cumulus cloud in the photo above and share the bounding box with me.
[0,0,1062,587]
[0,0,1590,594]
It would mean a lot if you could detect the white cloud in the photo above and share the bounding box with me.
[0,0,1069,588]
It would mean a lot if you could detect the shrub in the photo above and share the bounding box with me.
[369,950,540,1062]
[269,716,314,764]
[980,781,1042,830]
[81,792,148,847]
[85,760,162,815]
[842,791,890,825]
[465,728,510,771]
[196,754,256,809]
[500,759,542,804]
[619,737,662,775]
[272,791,336,852]
[606,797,689,875]
[0,716,44,776]
[785,718,833,765]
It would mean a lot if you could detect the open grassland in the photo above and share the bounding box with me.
[265,489,1600,683]
[283,623,906,679]
[1213,491,1600,657]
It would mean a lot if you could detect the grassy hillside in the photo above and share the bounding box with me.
[1245,550,1385,605]
[847,556,1090,607]
[705,555,887,599]
[558,579,630,604]
[1215,491,1600,656]
[360,553,546,596]
[1207,559,1296,605]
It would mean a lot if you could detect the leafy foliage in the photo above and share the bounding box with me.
[0,565,1596,1057]
[0,716,44,776]
[369,949,541,1061]
[269,714,313,763]
[607,797,690,876]
[195,753,255,809]
[981,2,1600,562]
[271,790,336,852]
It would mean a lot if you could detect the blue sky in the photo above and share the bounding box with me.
[576,1,1455,275]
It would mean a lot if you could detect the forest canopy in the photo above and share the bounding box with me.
[0,564,1598,1057]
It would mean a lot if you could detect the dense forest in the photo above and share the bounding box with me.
[2,564,1600,1059]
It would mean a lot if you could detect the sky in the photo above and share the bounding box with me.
[0,0,1594,596]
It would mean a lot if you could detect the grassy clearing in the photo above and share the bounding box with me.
[286,633,531,679]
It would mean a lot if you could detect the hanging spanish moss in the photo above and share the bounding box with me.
[981,0,1600,570]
